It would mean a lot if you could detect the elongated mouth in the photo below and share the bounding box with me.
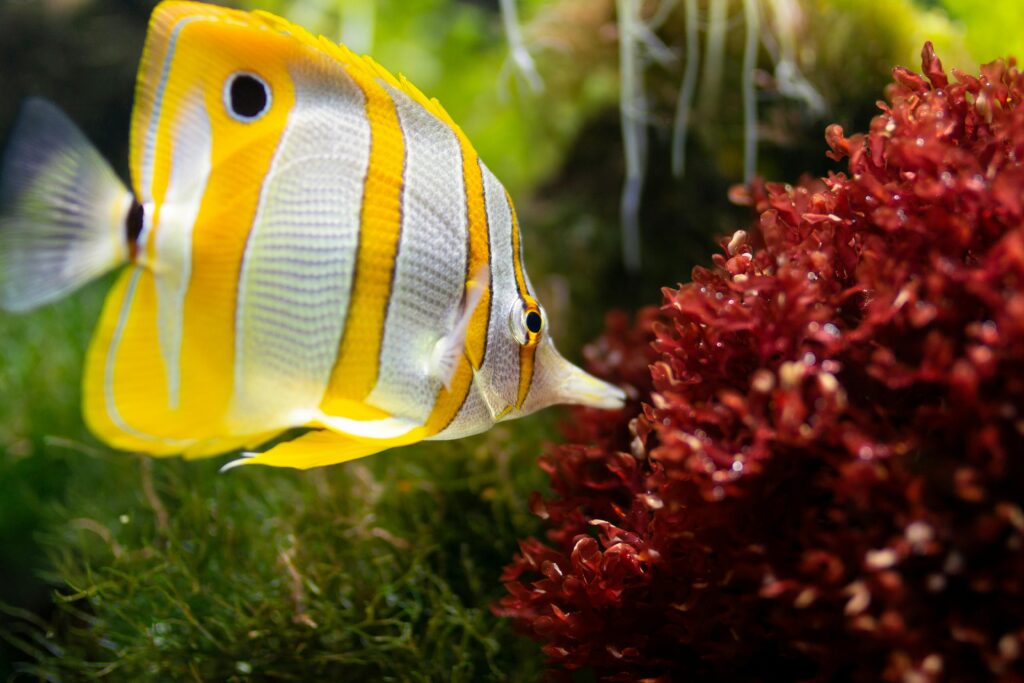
[558,366,626,410]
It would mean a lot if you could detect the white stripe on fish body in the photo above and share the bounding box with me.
[228,55,371,432]
[153,90,211,409]
[473,161,520,419]
[364,83,469,422]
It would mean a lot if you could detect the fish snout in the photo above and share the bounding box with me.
[519,340,626,415]
[555,363,626,410]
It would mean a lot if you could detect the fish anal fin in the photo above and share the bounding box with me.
[222,430,394,471]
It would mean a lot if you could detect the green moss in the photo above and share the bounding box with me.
[7,419,551,680]
[0,285,109,674]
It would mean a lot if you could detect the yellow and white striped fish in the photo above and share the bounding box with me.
[0,1,623,470]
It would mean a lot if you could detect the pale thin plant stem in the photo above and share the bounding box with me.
[634,22,677,67]
[141,457,170,538]
[69,519,123,559]
[617,0,646,271]
[671,0,701,177]
[767,0,825,115]
[279,544,318,629]
[42,435,105,459]
[632,0,681,69]
[647,0,678,29]
[500,0,544,93]
[742,0,760,182]
[699,0,729,119]
[768,0,799,64]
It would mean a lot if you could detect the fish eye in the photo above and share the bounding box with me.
[225,72,271,122]
[510,298,544,347]
[525,310,542,334]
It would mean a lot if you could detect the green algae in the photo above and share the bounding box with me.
[5,421,552,680]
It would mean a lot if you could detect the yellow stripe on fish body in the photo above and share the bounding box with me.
[0,0,632,468]
[322,60,405,405]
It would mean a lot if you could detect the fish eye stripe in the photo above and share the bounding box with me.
[505,191,529,298]
[514,303,540,410]
[224,72,272,122]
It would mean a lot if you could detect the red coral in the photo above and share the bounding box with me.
[497,45,1024,682]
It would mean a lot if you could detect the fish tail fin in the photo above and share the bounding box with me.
[0,98,134,313]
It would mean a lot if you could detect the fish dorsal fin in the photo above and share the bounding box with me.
[131,1,230,202]
[249,9,465,134]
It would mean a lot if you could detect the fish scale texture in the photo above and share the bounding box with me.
[496,45,1024,682]
[233,60,367,422]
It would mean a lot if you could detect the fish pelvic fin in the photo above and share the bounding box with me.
[429,265,489,390]
[0,98,134,312]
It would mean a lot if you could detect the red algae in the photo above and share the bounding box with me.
[496,44,1024,682]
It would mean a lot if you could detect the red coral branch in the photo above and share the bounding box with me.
[497,45,1024,682]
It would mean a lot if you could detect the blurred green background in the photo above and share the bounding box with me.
[0,0,1021,678]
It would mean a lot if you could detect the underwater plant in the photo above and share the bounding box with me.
[497,44,1024,681]
[607,0,969,271]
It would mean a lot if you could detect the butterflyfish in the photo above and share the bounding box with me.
[0,1,624,470]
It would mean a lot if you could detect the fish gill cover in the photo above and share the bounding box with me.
[495,44,1024,681]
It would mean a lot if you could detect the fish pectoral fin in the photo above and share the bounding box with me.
[429,265,490,389]
[220,430,396,471]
